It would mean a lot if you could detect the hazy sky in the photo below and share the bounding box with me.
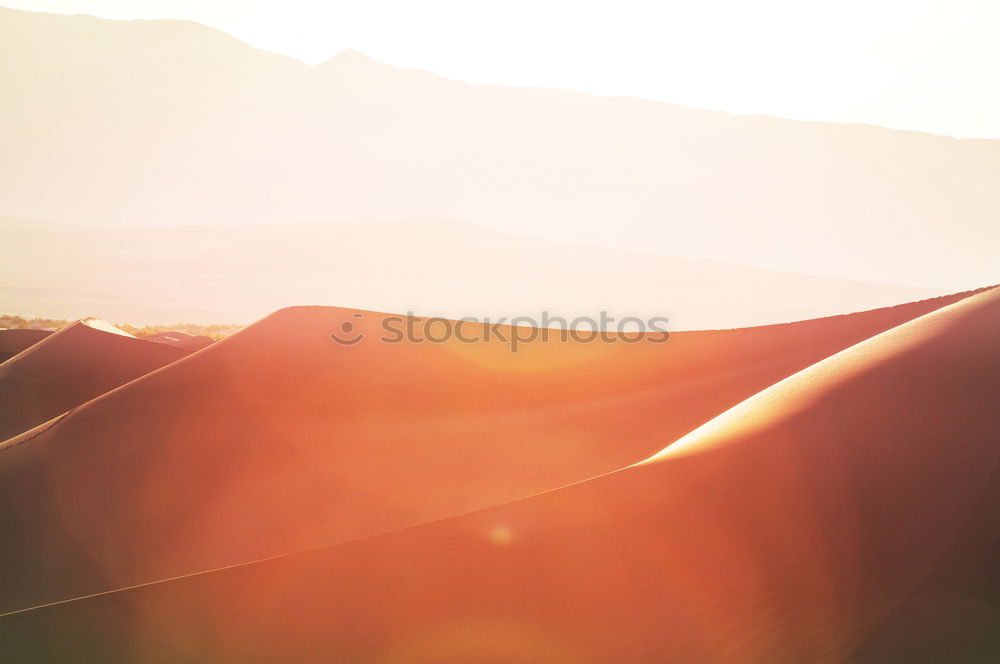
[5,0,1000,138]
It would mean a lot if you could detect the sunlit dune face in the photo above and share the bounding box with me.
[486,524,514,546]
[437,322,655,373]
[79,318,134,337]
[641,292,966,465]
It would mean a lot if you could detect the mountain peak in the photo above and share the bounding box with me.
[319,48,381,68]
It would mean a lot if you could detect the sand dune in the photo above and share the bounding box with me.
[0,328,52,363]
[0,318,189,442]
[0,289,982,616]
[3,287,996,662]
[143,331,215,352]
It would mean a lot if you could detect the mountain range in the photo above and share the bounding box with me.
[2,6,998,290]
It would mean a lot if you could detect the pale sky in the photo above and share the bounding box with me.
[4,0,1000,138]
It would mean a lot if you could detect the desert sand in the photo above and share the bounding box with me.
[0,328,51,363]
[3,287,997,663]
[0,318,190,441]
[143,331,215,352]
[0,289,985,619]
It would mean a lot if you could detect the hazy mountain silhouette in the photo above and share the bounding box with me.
[0,216,941,327]
[2,7,998,289]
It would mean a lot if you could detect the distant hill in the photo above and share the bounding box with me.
[0,216,942,328]
[1,7,998,289]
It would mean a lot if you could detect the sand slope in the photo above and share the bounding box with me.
[0,328,52,363]
[0,319,189,442]
[0,289,982,615]
[3,288,996,662]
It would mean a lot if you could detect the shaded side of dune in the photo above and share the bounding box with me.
[0,289,987,616]
[0,328,52,363]
[3,289,997,662]
[0,319,189,442]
